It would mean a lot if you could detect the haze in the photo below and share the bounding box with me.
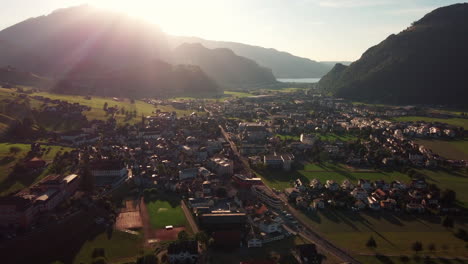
[0,0,463,61]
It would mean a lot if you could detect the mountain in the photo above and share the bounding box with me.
[0,5,277,95]
[318,3,468,105]
[169,36,333,78]
[0,66,52,88]
[173,43,276,89]
[52,60,219,98]
[0,5,170,77]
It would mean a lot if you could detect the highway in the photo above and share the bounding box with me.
[219,124,361,264]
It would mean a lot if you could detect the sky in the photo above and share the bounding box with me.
[0,0,464,61]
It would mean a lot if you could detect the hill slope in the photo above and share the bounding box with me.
[173,43,276,89]
[170,36,333,78]
[318,3,468,105]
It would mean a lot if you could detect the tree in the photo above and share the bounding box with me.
[80,160,95,192]
[442,216,454,228]
[400,256,410,263]
[428,243,436,252]
[103,102,108,111]
[441,189,456,205]
[412,241,423,253]
[9,146,21,155]
[195,231,209,245]
[366,236,377,248]
[455,228,468,241]
[136,253,158,264]
[177,230,189,241]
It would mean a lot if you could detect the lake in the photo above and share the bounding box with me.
[277,78,321,83]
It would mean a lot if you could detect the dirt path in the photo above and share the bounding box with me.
[139,197,154,247]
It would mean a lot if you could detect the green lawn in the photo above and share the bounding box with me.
[356,255,468,264]
[0,143,73,196]
[296,208,468,259]
[275,133,358,142]
[257,162,409,191]
[145,196,187,229]
[72,230,143,264]
[415,137,468,160]
[224,90,253,98]
[31,91,156,126]
[392,116,468,129]
[276,134,300,141]
[153,104,206,117]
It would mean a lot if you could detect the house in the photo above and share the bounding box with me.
[284,188,300,201]
[354,200,366,210]
[167,240,199,264]
[374,180,390,191]
[179,168,199,181]
[367,197,380,210]
[341,179,354,190]
[300,134,317,145]
[380,199,397,210]
[406,203,425,213]
[247,237,263,248]
[351,187,368,200]
[259,219,282,234]
[24,157,46,170]
[310,179,323,190]
[325,180,339,191]
[411,178,427,190]
[358,179,373,192]
[311,198,325,210]
[372,189,387,200]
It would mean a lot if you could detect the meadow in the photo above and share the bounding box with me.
[72,230,143,264]
[392,116,468,129]
[0,143,73,196]
[415,137,468,160]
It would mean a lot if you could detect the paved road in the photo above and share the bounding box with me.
[181,200,199,234]
[219,124,361,264]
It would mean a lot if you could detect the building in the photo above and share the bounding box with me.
[300,134,317,145]
[179,168,199,181]
[263,153,294,171]
[233,174,263,188]
[208,157,234,176]
[251,185,282,209]
[90,159,127,186]
[167,240,199,264]
[0,174,80,229]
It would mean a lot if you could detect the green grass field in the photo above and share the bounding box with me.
[296,209,468,258]
[0,143,73,196]
[145,196,187,229]
[257,162,409,191]
[72,230,143,264]
[415,137,468,160]
[392,116,468,129]
[30,91,156,125]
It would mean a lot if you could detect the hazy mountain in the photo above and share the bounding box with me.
[318,3,468,105]
[0,66,52,88]
[319,61,352,67]
[0,5,277,95]
[173,43,276,89]
[170,36,333,78]
[0,5,170,77]
[52,60,219,98]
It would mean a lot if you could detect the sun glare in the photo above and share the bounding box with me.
[91,0,222,36]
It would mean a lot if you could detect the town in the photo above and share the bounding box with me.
[0,86,467,264]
